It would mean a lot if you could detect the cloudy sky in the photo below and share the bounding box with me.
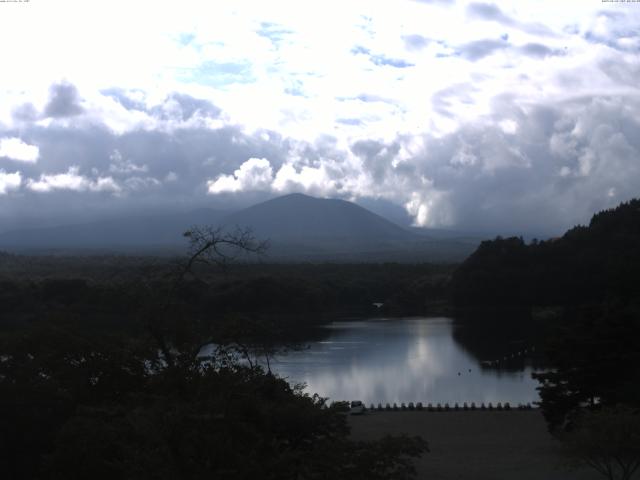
[0,0,638,235]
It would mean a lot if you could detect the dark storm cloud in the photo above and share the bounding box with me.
[385,96,640,235]
[351,139,400,183]
[44,82,84,118]
[0,118,293,221]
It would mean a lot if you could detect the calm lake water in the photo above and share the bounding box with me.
[269,317,541,405]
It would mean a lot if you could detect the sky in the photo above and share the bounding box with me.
[0,0,639,235]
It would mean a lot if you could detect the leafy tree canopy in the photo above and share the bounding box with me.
[452,198,640,308]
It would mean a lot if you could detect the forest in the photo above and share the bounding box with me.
[0,229,439,479]
[451,199,640,445]
[451,199,640,308]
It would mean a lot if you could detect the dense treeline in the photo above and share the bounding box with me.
[0,262,452,331]
[451,199,640,308]
[0,310,427,479]
[451,199,640,433]
[181,263,451,316]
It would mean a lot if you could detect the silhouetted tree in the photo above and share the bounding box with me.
[559,406,640,480]
[533,303,640,431]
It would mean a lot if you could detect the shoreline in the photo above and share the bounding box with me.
[346,402,536,412]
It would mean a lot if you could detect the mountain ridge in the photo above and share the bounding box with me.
[0,193,480,261]
[220,193,415,242]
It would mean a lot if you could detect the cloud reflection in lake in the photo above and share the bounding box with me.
[270,317,540,405]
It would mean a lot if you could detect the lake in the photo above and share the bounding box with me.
[269,317,541,405]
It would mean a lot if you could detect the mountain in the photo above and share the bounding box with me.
[221,193,413,242]
[218,193,478,261]
[0,193,480,261]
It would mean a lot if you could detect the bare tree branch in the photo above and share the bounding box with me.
[147,225,268,369]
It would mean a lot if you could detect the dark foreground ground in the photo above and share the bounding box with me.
[350,410,600,480]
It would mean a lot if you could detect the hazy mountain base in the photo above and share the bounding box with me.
[0,193,481,262]
[257,237,478,263]
[0,209,228,250]
[0,238,478,263]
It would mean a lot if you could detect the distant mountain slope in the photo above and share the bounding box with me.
[451,198,640,306]
[217,193,478,262]
[0,209,227,251]
[221,193,414,242]
[0,194,480,261]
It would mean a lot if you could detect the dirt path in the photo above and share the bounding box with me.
[350,410,601,480]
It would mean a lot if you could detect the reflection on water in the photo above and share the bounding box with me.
[270,317,541,405]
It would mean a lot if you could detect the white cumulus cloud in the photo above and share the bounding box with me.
[27,166,120,193]
[0,170,22,194]
[207,157,274,194]
[0,137,39,163]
